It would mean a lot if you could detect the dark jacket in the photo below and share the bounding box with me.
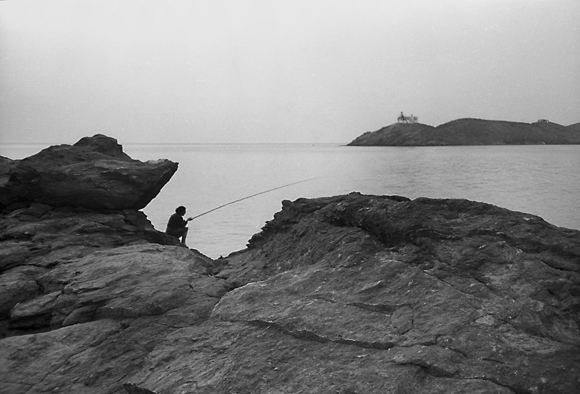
[167,213,187,230]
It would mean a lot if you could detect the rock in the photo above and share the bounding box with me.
[0,134,178,210]
[0,136,230,393]
[0,203,180,273]
[1,135,579,393]
[391,305,414,334]
[0,267,42,316]
[126,193,580,394]
[0,244,229,393]
[0,133,228,393]
[9,291,61,329]
[0,202,222,332]
[348,118,580,146]
[123,383,158,394]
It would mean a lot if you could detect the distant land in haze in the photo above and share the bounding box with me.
[347,118,580,146]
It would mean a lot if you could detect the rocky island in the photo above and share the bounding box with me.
[348,118,580,146]
[1,135,579,393]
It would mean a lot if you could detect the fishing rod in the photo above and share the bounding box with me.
[189,178,317,220]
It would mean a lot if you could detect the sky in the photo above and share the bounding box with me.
[0,0,579,145]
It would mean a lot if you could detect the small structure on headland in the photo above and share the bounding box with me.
[397,112,418,123]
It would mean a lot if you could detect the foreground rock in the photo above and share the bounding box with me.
[0,244,228,394]
[0,203,223,331]
[2,193,579,393]
[123,194,580,394]
[348,118,580,146]
[0,137,228,393]
[0,134,178,210]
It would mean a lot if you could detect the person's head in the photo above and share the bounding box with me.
[175,206,186,216]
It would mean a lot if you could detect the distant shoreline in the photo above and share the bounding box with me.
[348,118,580,146]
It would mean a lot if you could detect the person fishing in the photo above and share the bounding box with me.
[165,178,316,248]
[165,206,193,246]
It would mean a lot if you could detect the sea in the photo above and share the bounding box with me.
[2,143,579,259]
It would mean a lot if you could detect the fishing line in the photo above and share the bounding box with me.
[189,178,317,220]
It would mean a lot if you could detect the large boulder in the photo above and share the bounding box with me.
[0,134,178,210]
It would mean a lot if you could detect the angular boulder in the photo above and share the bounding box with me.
[0,134,178,210]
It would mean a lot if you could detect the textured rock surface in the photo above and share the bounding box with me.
[126,194,580,394]
[0,134,178,210]
[0,137,228,393]
[0,200,228,393]
[0,244,228,394]
[1,136,579,393]
[348,118,580,146]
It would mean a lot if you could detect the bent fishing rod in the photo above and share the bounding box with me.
[189,178,317,220]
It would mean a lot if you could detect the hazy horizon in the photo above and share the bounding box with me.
[1,0,579,145]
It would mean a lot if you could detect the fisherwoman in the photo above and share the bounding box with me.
[166,206,193,246]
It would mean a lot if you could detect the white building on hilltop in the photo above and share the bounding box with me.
[397,112,418,123]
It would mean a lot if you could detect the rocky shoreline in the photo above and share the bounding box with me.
[1,136,579,393]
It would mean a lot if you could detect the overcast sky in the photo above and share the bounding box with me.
[1,0,579,144]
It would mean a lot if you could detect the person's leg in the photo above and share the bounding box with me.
[167,227,188,245]
[180,227,189,245]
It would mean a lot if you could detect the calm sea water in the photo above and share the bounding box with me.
[2,143,579,258]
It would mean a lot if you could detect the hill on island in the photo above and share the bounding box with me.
[567,122,580,133]
[347,118,580,146]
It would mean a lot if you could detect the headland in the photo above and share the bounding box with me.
[348,118,580,146]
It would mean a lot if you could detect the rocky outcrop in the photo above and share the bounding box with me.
[0,134,178,210]
[348,118,580,146]
[1,137,579,394]
[0,203,216,327]
[0,137,229,393]
[126,194,580,394]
